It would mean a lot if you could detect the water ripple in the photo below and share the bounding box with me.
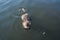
[0,0,23,13]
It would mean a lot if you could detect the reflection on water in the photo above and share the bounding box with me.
[0,0,60,40]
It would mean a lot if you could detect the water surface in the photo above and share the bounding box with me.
[0,0,60,40]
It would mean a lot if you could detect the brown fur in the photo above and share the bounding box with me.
[21,13,31,29]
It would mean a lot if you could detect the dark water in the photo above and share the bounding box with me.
[0,0,60,40]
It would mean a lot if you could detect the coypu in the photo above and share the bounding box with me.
[21,8,31,30]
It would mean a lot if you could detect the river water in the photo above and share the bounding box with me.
[0,0,60,40]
